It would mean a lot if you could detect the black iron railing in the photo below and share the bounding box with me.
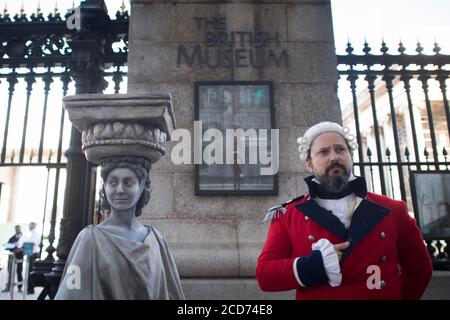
[0,5,128,166]
[0,1,129,298]
[337,41,450,269]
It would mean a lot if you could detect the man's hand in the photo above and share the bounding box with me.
[334,241,350,261]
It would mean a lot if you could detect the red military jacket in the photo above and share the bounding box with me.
[256,192,433,300]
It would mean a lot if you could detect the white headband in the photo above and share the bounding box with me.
[297,122,358,161]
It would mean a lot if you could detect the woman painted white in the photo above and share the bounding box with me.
[55,157,185,300]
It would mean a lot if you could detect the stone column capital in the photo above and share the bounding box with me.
[63,93,176,164]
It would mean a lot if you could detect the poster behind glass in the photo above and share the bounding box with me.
[195,81,277,195]
[410,171,450,239]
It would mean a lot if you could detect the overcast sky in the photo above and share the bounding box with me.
[331,0,450,55]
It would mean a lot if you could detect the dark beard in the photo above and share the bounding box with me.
[316,163,351,194]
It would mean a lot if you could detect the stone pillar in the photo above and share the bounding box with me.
[128,0,340,299]
[45,0,109,298]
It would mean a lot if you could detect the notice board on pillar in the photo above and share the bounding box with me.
[410,171,450,239]
[194,81,278,195]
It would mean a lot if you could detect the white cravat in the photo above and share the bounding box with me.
[315,194,357,229]
[312,173,361,228]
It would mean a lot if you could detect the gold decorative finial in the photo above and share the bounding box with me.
[120,0,126,14]
[37,0,41,15]
[3,1,8,16]
[72,0,75,9]
[20,1,24,15]
[54,0,58,15]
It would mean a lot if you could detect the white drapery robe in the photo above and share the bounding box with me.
[55,225,185,300]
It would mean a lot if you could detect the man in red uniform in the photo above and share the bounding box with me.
[256,122,432,299]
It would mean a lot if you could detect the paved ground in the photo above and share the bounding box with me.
[0,286,43,300]
[0,251,45,300]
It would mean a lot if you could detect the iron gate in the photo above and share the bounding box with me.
[337,40,450,269]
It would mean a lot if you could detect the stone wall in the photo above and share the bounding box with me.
[128,0,340,299]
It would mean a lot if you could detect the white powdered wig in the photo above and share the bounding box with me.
[297,122,358,161]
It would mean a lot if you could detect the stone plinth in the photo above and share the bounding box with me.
[128,0,340,299]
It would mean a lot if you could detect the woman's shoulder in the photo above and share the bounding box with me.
[146,225,162,237]
[81,224,97,233]
[74,224,98,241]
[145,225,167,243]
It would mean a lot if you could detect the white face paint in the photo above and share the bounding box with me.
[104,168,143,212]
